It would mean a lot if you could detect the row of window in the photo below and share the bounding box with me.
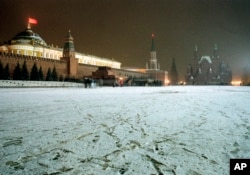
[11,50,61,60]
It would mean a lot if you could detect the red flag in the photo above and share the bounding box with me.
[28,17,37,24]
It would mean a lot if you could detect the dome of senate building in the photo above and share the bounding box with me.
[11,28,47,46]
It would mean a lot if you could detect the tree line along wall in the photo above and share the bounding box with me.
[0,53,149,82]
[0,54,68,80]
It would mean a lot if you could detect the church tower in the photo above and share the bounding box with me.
[61,30,78,77]
[149,33,158,70]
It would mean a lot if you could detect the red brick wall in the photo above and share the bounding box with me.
[0,54,68,80]
[77,64,98,78]
[0,53,150,81]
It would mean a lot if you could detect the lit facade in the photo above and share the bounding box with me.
[0,27,121,69]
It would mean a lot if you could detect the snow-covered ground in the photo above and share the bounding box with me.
[0,80,85,88]
[0,86,249,175]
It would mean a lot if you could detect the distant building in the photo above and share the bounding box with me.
[169,57,179,85]
[185,44,232,85]
[242,60,250,85]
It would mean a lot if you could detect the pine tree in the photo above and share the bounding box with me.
[46,68,53,81]
[3,63,10,80]
[30,63,39,80]
[21,61,29,80]
[38,66,44,81]
[52,66,58,81]
[0,61,3,80]
[13,62,22,80]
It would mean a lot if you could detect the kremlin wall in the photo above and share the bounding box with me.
[0,25,168,86]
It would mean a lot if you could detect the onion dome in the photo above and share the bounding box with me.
[11,28,47,46]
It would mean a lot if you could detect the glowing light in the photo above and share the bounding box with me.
[178,81,186,85]
[28,17,38,24]
[152,33,155,38]
[231,81,242,86]
[164,79,169,85]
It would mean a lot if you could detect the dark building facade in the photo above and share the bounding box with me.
[242,60,250,85]
[185,45,232,85]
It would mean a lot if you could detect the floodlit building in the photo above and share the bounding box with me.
[0,27,121,69]
[0,21,169,85]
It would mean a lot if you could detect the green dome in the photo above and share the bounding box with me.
[11,28,47,46]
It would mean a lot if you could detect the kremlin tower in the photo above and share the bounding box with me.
[61,30,78,77]
[149,33,159,70]
[147,33,160,70]
[145,33,168,85]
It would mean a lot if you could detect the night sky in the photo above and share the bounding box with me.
[1,0,250,80]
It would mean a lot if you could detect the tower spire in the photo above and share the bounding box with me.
[151,33,155,51]
[148,33,158,70]
[61,30,78,77]
[63,30,75,57]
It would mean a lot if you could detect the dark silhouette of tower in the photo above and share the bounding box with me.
[169,57,179,85]
[61,30,78,77]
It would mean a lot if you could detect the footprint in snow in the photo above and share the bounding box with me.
[2,137,23,147]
